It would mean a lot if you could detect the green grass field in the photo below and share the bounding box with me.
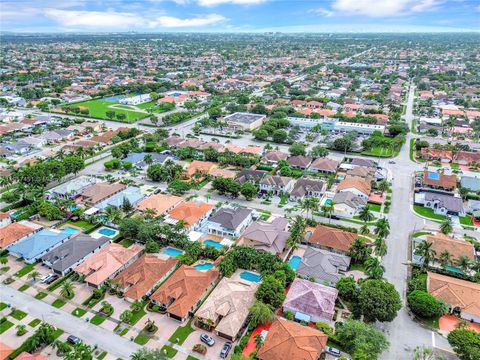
[362,146,394,157]
[413,205,446,221]
[90,315,106,325]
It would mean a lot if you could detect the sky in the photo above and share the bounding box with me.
[1,0,479,33]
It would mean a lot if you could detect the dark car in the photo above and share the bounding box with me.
[220,342,232,358]
[200,333,215,347]
[44,274,59,285]
[67,335,81,345]
[325,346,341,357]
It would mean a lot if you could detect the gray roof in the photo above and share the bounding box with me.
[224,112,266,124]
[424,192,464,213]
[242,217,289,254]
[333,191,367,208]
[291,178,325,198]
[351,158,376,168]
[236,169,266,184]
[460,176,480,192]
[209,207,252,231]
[296,247,351,285]
[260,175,293,187]
[41,235,110,273]
[287,156,312,168]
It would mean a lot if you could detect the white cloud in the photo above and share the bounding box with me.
[332,0,443,17]
[309,7,335,17]
[156,13,226,27]
[197,0,267,7]
[44,9,151,28]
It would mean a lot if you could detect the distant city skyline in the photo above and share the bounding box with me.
[2,0,479,33]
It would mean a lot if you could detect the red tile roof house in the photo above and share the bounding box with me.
[455,151,480,166]
[262,151,289,166]
[308,157,339,174]
[422,171,457,191]
[420,148,454,163]
[282,278,338,323]
[307,225,358,255]
[150,265,219,322]
[287,155,312,170]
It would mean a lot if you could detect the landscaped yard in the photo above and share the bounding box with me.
[459,216,473,226]
[52,299,66,308]
[66,220,97,232]
[10,309,27,320]
[368,202,382,213]
[0,319,14,334]
[72,308,87,317]
[13,264,35,278]
[18,284,29,292]
[413,205,446,221]
[160,345,178,358]
[0,302,8,311]
[168,320,195,345]
[134,333,150,345]
[35,292,48,300]
[119,239,135,248]
[90,315,106,326]
[362,146,397,158]
[28,319,41,327]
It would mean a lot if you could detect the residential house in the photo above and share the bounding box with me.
[113,254,178,302]
[136,194,184,217]
[308,157,339,174]
[209,168,237,179]
[41,235,110,275]
[195,277,258,341]
[296,247,351,286]
[262,151,288,166]
[455,151,480,166]
[206,206,253,238]
[290,178,326,201]
[0,222,37,249]
[460,176,480,192]
[350,158,377,168]
[307,225,358,255]
[420,148,453,163]
[257,318,328,360]
[427,272,480,323]
[287,155,312,170]
[8,228,72,263]
[166,201,215,231]
[47,176,98,200]
[0,212,11,228]
[223,112,266,131]
[260,175,295,195]
[235,169,266,185]
[346,166,375,183]
[240,217,290,256]
[415,191,465,216]
[283,278,338,323]
[332,191,367,218]
[95,186,144,211]
[150,265,219,322]
[422,171,457,192]
[186,160,217,179]
[121,152,171,170]
[336,176,371,200]
[78,182,127,207]
[74,243,143,287]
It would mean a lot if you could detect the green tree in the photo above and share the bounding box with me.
[255,275,286,309]
[374,237,388,257]
[374,218,390,239]
[288,143,307,156]
[60,280,75,299]
[336,277,358,301]
[357,280,402,322]
[447,328,480,360]
[348,237,372,264]
[358,205,374,223]
[407,290,447,319]
[272,129,288,143]
[440,219,453,235]
[131,348,167,360]
[28,271,40,282]
[241,182,258,200]
[456,255,472,273]
[415,240,436,269]
[364,257,385,280]
[249,301,274,327]
[254,129,269,141]
[309,145,329,158]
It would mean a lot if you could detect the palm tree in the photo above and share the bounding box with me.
[374,218,390,239]
[439,250,452,268]
[365,256,385,279]
[325,200,335,223]
[359,224,370,235]
[440,219,453,235]
[104,206,124,225]
[60,280,75,299]
[374,237,388,257]
[377,180,389,196]
[287,216,306,250]
[143,154,153,165]
[358,205,374,223]
[143,208,157,220]
[249,301,274,327]
[456,256,471,273]
[255,334,264,350]
[299,197,320,219]
[28,271,40,282]
[415,240,436,269]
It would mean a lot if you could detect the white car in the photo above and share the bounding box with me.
[40,273,54,284]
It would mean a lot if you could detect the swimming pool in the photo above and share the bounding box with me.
[445,265,464,274]
[240,271,262,283]
[194,262,214,271]
[204,239,223,249]
[98,227,117,237]
[62,226,80,235]
[170,92,182,97]
[163,247,183,258]
[288,256,302,270]
[427,172,440,180]
[324,199,333,206]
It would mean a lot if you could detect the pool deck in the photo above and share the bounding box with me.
[290,246,306,258]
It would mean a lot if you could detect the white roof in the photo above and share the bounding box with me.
[188,231,203,242]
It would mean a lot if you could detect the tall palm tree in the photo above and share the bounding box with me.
[374,218,390,239]
[325,200,335,223]
[359,224,370,235]
[456,256,471,273]
[374,237,388,257]
[60,280,75,299]
[439,250,452,268]
[358,205,374,223]
[377,180,389,196]
[143,154,153,165]
[365,256,385,279]
[415,240,436,269]
[104,206,124,224]
[299,197,320,219]
[440,219,453,235]
[28,271,40,282]
[143,208,157,220]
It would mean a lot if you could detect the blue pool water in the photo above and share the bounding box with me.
[445,266,464,274]
[194,263,214,271]
[98,227,117,237]
[240,271,262,283]
[163,247,183,258]
[427,172,440,180]
[288,256,302,270]
[63,226,80,235]
[170,92,182,97]
[204,239,223,249]
[324,199,333,206]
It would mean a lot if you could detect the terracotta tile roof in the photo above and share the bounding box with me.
[420,148,453,161]
[0,342,14,360]
[75,243,143,286]
[337,176,371,196]
[15,353,48,360]
[0,222,35,249]
[209,168,237,179]
[308,225,358,253]
[426,233,475,262]
[113,254,178,301]
[80,182,127,205]
[150,265,219,319]
[455,151,480,164]
[168,201,214,227]
[257,318,328,360]
[186,160,217,177]
[427,272,480,318]
[422,171,457,190]
[309,157,339,172]
[0,212,10,219]
[136,194,184,216]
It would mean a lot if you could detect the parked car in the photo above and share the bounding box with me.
[44,274,59,285]
[40,273,54,283]
[67,335,81,345]
[326,346,341,357]
[220,342,232,358]
[388,160,396,164]
[200,333,215,347]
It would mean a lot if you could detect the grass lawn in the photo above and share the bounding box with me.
[28,319,41,327]
[0,319,14,334]
[160,345,178,358]
[413,205,446,221]
[67,220,96,232]
[52,299,66,308]
[133,334,150,345]
[18,284,29,292]
[62,98,149,123]
[13,264,34,278]
[46,272,74,292]
[35,292,48,300]
[186,357,199,360]
[119,239,135,248]
[362,146,394,158]
[368,202,382,213]
[413,231,432,238]
[10,309,27,320]
[409,138,415,161]
[72,308,87,317]
[97,352,107,360]
[459,216,473,226]
[0,302,8,311]
[349,262,366,272]
[90,315,106,326]
[168,320,195,345]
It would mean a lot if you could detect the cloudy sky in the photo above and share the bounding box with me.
[2,0,479,33]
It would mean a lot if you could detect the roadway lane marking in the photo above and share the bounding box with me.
[431,331,436,348]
